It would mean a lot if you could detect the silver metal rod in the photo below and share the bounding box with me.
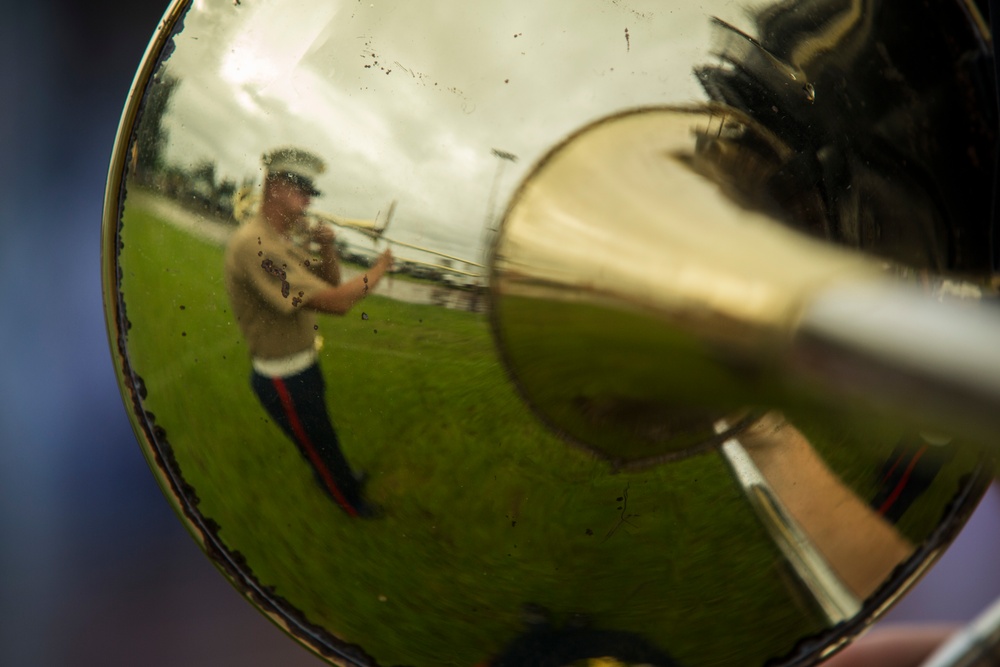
[920,597,1000,667]
[792,282,1000,447]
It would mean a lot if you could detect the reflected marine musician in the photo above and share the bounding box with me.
[224,147,393,518]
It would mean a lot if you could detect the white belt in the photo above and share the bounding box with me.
[252,348,317,378]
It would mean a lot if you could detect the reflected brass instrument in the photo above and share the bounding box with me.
[103,0,999,665]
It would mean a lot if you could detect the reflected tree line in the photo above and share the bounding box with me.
[130,69,249,222]
[127,69,486,298]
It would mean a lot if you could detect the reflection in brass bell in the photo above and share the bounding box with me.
[103,1,998,665]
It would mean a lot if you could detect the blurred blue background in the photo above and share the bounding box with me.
[1,2,319,665]
[0,1,997,666]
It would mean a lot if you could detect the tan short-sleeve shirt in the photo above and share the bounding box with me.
[225,215,330,359]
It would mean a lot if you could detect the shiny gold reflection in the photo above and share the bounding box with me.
[104,0,994,666]
[492,106,880,464]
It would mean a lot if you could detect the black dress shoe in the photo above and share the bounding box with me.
[354,499,384,519]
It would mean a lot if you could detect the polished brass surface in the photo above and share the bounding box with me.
[492,105,881,464]
[104,1,995,666]
[491,106,1000,460]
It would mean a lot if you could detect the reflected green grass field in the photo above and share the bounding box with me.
[116,200,981,667]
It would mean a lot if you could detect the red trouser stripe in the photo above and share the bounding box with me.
[271,377,358,517]
[877,445,927,517]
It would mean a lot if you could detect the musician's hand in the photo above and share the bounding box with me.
[374,249,393,271]
[311,223,336,246]
[823,625,957,667]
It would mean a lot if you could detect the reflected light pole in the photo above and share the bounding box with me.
[482,148,519,249]
[485,148,517,232]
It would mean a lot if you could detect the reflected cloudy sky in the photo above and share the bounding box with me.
[157,0,746,264]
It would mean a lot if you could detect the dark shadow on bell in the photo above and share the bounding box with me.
[693,0,996,274]
[871,434,957,524]
[482,604,681,667]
